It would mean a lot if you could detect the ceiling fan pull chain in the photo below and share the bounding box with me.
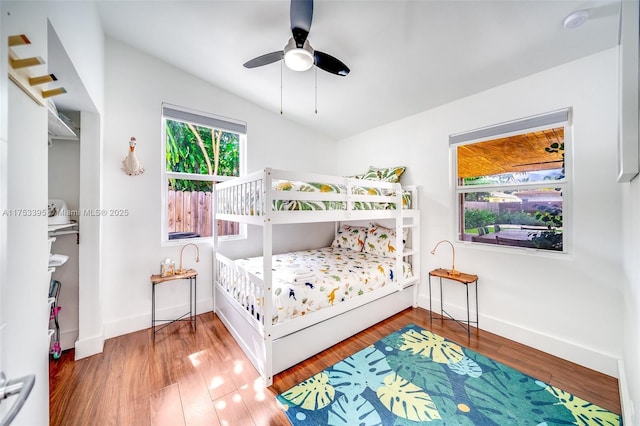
[280,59,283,115]
[315,66,318,114]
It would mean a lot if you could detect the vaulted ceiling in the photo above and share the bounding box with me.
[93,0,620,140]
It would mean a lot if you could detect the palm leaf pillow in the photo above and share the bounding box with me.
[360,166,406,183]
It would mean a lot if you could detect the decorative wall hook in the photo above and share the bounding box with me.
[42,87,67,98]
[122,137,145,176]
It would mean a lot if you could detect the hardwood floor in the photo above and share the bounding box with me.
[50,308,622,425]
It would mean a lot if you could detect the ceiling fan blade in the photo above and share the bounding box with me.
[314,51,350,76]
[290,0,313,47]
[243,51,284,68]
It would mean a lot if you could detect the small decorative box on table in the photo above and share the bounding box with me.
[428,268,478,337]
[150,269,197,338]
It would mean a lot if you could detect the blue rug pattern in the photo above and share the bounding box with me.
[277,323,622,425]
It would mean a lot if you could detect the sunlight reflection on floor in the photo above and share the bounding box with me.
[188,350,205,368]
[253,377,266,402]
[209,375,224,390]
[233,359,244,375]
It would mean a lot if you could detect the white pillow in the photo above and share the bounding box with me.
[331,224,368,251]
[362,223,408,257]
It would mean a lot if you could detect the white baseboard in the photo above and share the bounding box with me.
[103,298,213,339]
[618,359,635,425]
[74,329,104,360]
[60,329,78,352]
[417,294,619,377]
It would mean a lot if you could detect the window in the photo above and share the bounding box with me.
[451,109,569,252]
[162,104,245,244]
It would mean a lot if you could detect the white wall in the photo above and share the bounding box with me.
[47,2,104,115]
[101,38,336,339]
[618,2,640,423]
[75,110,104,359]
[621,178,640,426]
[335,48,623,378]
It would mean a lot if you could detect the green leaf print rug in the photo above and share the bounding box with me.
[276,324,622,425]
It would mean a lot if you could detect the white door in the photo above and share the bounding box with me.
[1,2,10,420]
[0,79,49,426]
[0,3,50,423]
[0,0,7,415]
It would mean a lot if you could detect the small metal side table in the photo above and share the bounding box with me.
[150,269,197,338]
[428,268,478,337]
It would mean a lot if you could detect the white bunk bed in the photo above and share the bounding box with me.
[213,168,420,386]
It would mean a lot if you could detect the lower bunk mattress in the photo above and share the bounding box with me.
[225,247,413,325]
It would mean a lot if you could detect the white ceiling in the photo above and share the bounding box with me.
[92,0,620,140]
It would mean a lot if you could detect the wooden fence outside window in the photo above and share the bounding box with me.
[168,190,238,237]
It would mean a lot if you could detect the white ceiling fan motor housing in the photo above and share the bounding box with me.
[284,38,314,71]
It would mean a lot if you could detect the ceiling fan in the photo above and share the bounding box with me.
[243,0,350,76]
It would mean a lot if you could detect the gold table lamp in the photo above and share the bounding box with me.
[430,239,460,276]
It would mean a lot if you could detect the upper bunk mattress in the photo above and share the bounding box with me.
[230,247,413,325]
[272,179,412,211]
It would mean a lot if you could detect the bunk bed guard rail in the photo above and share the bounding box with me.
[213,168,408,224]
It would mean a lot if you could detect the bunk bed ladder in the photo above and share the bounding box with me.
[262,168,274,386]
[406,214,421,307]
[394,188,403,293]
[399,186,420,307]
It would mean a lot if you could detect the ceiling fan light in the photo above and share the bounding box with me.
[563,9,589,29]
[284,39,314,71]
[285,49,314,71]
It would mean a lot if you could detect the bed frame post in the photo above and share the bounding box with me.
[262,168,274,386]
[394,183,404,292]
[346,177,353,215]
[411,214,421,307]
[411,186,420,306]
[213,184,219,313]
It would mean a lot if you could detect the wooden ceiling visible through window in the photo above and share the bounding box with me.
[457,127,564,178]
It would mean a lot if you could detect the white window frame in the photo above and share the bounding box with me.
[160,103,246,246]
[450,108,572,254]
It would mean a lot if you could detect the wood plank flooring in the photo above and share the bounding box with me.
[49,308,622,425]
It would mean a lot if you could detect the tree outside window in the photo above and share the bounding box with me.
[162,105,244,243]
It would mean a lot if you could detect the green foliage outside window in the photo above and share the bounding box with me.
[530,141,565,251]
[463,191,490,202]
[166,119,240,191]
[464,209,553,230]
[464,209,497,229]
